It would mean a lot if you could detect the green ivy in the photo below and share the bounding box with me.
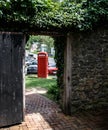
[54,36,66,102]
[0,0,108,31]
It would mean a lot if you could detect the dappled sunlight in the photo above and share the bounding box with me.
[1,90,108,130]
[24,91,108,130]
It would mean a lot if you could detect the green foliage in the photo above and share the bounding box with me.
[54,36,66,100]
[0,0,108,31]
[26,75,59,102]
[0,0,35,21]
[60,0,108,30]
[26,35,54,53]
[47,84,60,102]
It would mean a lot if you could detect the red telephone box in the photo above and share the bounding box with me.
[38,52,48,78]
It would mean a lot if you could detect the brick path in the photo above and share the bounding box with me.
[0,90,108,130]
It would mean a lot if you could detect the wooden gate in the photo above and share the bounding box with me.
[0,32,25,127]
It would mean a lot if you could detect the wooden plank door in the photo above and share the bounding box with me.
[0,32,25,127]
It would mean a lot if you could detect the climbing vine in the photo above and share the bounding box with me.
[54,36,66,102]
[0,0,108,31]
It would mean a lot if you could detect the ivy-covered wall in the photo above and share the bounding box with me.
[66,25,108,113]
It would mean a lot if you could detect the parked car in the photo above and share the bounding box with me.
[27,65,38,74]
[25,60,37,66]
[48,64,58,75]
[31,61,37,65]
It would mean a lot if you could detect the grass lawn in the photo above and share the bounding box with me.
[25,75,57,90]
[25,74,59,102]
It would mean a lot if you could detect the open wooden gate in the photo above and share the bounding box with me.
[0,32,25,127]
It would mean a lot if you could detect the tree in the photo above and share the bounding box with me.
[26,35,54,54]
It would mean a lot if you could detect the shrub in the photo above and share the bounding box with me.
[47,84,60,102]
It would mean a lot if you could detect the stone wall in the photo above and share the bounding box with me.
[69,27,108,113]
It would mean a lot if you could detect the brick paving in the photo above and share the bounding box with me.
[0,90,108,130]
